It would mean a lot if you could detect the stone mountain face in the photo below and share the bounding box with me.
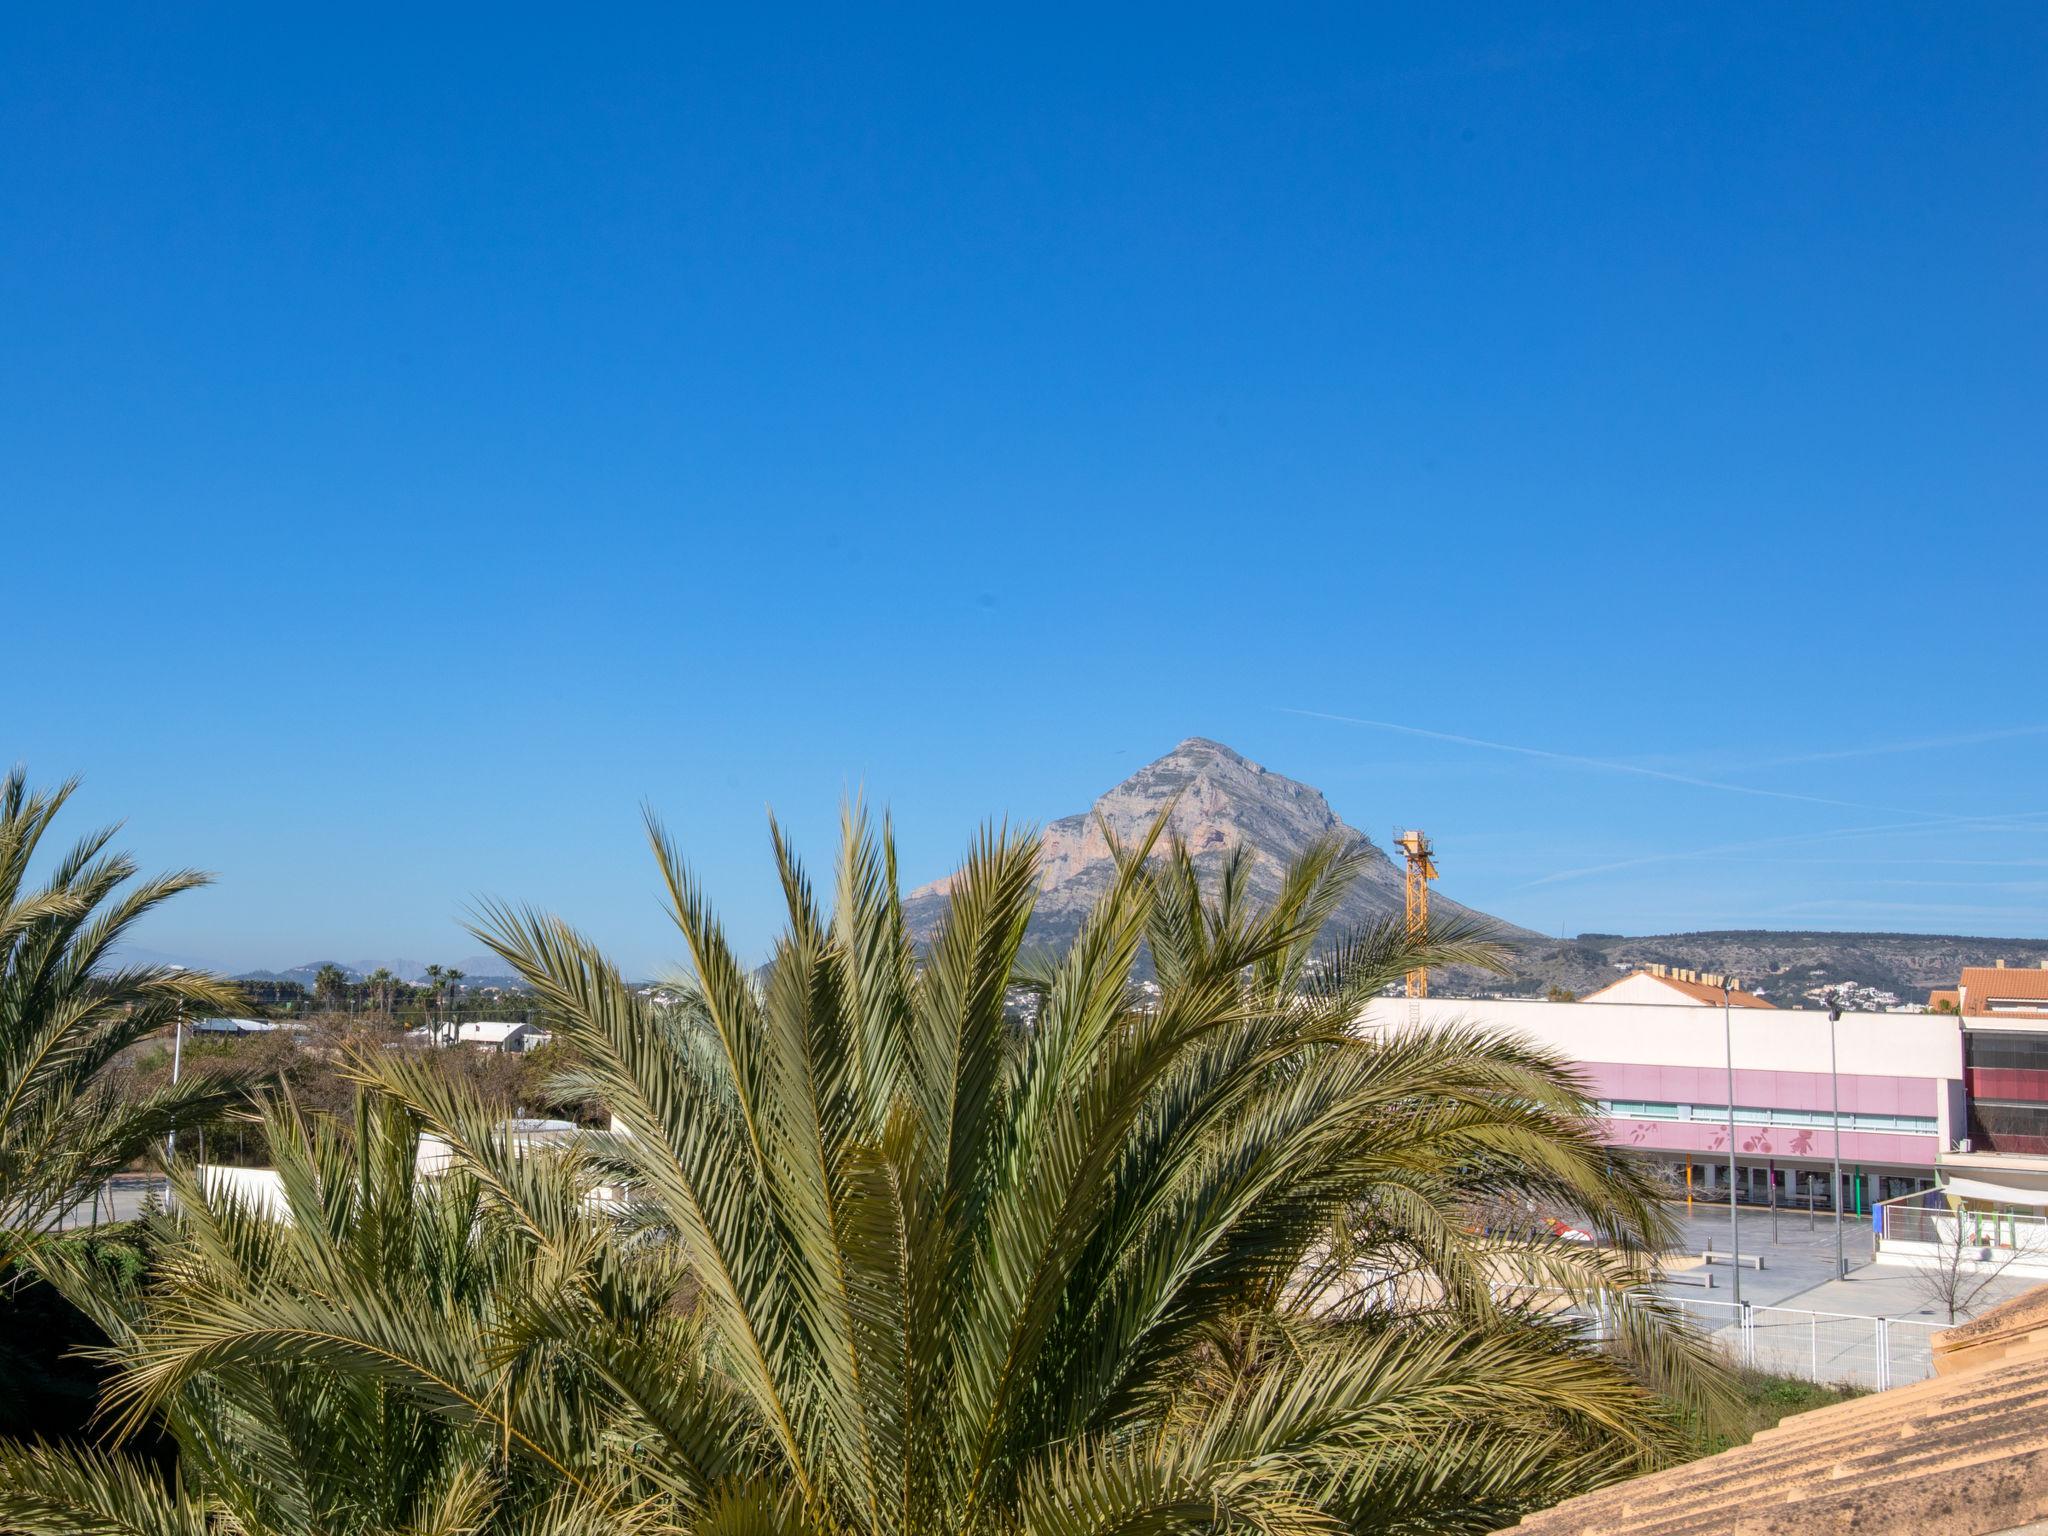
[901,737,1535,950]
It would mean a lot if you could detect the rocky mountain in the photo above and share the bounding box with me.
[901,737,1537,953]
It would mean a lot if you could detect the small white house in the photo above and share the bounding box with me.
[190,1017,283,1036]
[454,1020,543,1052]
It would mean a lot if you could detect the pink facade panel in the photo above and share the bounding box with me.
[1599,1117,1930,1167]
[1577,1059,1939,1170]
[1577,1061,1937,1117]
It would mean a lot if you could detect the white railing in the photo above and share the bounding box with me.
[1662,1295,1939,1390]
[1500,1285,1941,1391]
[1874,1192,2048,1278]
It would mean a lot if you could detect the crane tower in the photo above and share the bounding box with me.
[1393,829,1437,998]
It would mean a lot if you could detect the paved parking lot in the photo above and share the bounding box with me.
[1637,1200,2040,1386]
[1655,1202,2036,1321]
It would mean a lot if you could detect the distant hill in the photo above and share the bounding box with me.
[232,956,524,989]
[901,737,1539,954]
[1497,931,2048,1010]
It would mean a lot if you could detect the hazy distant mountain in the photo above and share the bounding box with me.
[232,956,523,988]
[901,737,1537,953]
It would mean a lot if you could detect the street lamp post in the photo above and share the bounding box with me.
[1828,997,1847,1280]
[1724,983,1742,1308]
[165,966,187,1208]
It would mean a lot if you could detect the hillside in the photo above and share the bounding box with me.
[1499,930,2048,1009]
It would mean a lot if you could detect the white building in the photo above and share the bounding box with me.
[454,1020,544,1052]
[1359,993,1963,1212]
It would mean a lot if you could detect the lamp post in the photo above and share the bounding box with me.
[1828,996,1847,1280]
[1724,982,1742,1308]
[165,966,187,1208]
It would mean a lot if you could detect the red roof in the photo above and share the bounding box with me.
[1959,966,2048,1017]
[1583,970,1776,1009]
[1651,973,1776,1008]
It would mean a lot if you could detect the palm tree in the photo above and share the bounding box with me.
[1,1095,665,1536]
[56,809,1729,1535]
[312,964,348,1011]
[0,770,246,1271]
[365,967,397,1017]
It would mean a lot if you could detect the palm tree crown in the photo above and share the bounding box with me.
[0,769,245,1271]
[16,807,1727,1536]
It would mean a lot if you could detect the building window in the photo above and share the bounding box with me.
[1964,1031,2048,1072]
[1595,1100,1935,1136]
[1968,1100,2048,1157]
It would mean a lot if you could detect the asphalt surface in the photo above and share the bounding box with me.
[1648,1201,2038,1386]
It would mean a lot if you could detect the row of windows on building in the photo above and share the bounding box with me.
[1969,1100,2048,1155]
[1597,1100,1938,1135]
[1963,1030,2048,1073]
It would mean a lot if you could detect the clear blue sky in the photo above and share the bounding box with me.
[6,5,2045,975]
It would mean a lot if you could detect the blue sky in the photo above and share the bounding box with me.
[6,5,2045,975]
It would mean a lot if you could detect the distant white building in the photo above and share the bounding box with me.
[1581,965,1776,1010]
[190,1017,284,1036]
[415,1117,577,1176]
[454,1020,544,1052]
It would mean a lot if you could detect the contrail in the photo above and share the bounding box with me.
[1278,708,1922,815]
[1734,723,2048,769]
[1516,810,2048,889]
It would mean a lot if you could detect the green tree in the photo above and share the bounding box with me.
[12,810,1728,1535]
[3,1096,660,1536]
[365,967,397,1016]
[0,770,246,1271]
[312,964,348,1010]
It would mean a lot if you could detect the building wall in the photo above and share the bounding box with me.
[1358,995,1963,1175]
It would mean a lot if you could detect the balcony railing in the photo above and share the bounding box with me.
[1874,1192,2048,1266]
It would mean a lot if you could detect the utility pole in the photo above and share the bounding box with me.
[165,966,186,1209]
[1829,996,1847,1280]
[1724,982,1742,1308]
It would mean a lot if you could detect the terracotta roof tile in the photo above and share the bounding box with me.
[1961,967,2048,1013]
[1496,1283,2048,1536]
[1585,971,1777,1009]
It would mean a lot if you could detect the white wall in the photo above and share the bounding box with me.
[197,1165,291,1223]
[1357,995,1963,1080]
[1583,973,1716,1006]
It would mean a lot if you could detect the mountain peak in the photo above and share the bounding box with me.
[1170,735,1251,762]
[904,738,1532,943]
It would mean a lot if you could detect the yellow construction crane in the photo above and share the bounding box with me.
[1393,829,1437,998]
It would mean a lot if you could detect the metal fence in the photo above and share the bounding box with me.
[1505,1286,1941,1391]
[1662,1295,1940,1390]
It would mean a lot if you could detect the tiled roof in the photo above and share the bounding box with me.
[1584,971,1777,1009]
[1961,967,2048,1014]
[1496,1284,2048,1536]
[1649,974,1776,1009]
